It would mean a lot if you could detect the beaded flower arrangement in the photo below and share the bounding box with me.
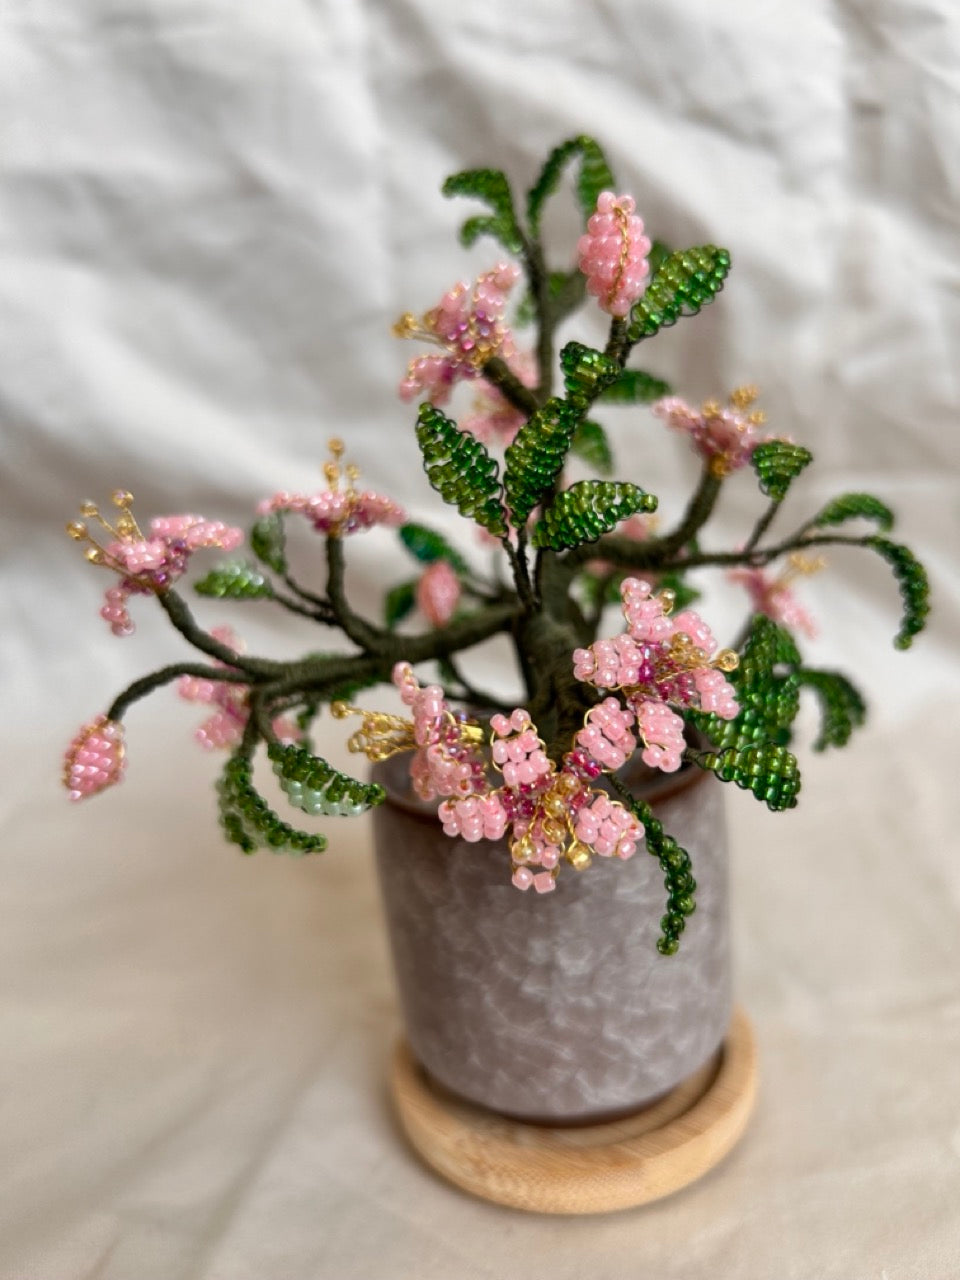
[63,137,930,954]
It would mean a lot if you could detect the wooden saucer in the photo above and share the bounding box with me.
[390,1006,757,1214]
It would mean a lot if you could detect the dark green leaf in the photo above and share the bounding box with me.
[570,420,614,475]
[598,369,672,404]
[218,751,327,857]
[384,580,417,629]
[250,512,287,574]
[866,536,931,649]
[626,246,731,344]
[194,561,273,600]
[688,742,801,811]
[751,440,814,502]
[810,492,894,532]
[503,397,580,526]
[795,669,867,751]
[559,341,621,406]
[532,480,658,551]
[442,168,523,254]
[398,523,469,573]
[526,135,616,237]
[616,788,696,955]
[415,403,508,535]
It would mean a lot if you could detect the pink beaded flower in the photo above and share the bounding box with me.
[577,192,652,317]
[178,627,300,750]
[728,556,820,639]
[651,386,776,476]
[257,440,404,537]
[67,491,243,637]
[392,663,487,803]
[415,561,461,627]
[460,351,537,445]
[63,715,126,801]
[573,578,740,773]
[395,264,521,406]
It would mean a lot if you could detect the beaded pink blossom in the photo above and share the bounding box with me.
[257,440,404,537]
[67,492,243,637]
[392,663,488,802]
[416,560,461,627]
[651,386,777,475]
[573,578,740,772]
[178,627,300,750]
[577,192,652,318]
[728,557,820,638]
[63,715,126,800]
[395,263,521,406]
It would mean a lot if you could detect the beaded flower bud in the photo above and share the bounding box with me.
[257,440,405,537]
[416,560,461,627]
[728,555,821,639]
[63,715,126,800]
[651,386,776,476]
[577,192,652,317]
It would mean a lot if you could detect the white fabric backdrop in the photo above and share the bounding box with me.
[2,2,959,1276]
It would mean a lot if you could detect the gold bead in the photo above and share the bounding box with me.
[79,501,99,518]
[556,773,580,796]
[512,834,535,864]
[111,489,134,508]
[542,793,567,820]
[715,649,739,672]
[84,547,104,563]
[566,841,592,871]
[330,701,351,720]
[66,521,87,540]
[658,587,676,613]
[327,438,345,459]
[391,311,417,338]
[541,817,566,845]
[729,384,759,410]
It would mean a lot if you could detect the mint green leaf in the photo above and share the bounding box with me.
[194,561,273,600]
[268,743,385,818]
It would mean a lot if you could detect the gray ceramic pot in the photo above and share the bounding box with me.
[371,753,731,1124]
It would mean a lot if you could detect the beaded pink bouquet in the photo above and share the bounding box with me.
[63,137,929,954]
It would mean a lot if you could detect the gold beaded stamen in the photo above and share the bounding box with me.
[66,490,144,573]
[332,701,484,763]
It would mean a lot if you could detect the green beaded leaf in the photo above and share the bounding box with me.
[218,752,327,856]
[249,513,288,575]
[268,743,385,818]
[693,614,802,754]
[616,789,696,955]
[625,246,731,344]
[750,440,814,503]
[398,522,469,574]
[442,169,523,254]
[648,240,672,275]
[560,342,622,407]
[384,580,417,629]
[810,492,894,532]
[570,420,614,476]
[795,668,867,751]
[503,397,580,526]
[866,536,931,649]
[597,369,672,404]
[689,742,801,811]
[194,560,273,600]
[526,135,616,237]
[415,403,508,536]
[532,480,658,551]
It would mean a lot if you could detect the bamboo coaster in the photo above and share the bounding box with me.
[390,1006,757,1214]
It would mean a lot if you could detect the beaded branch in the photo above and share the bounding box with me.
[63,136,930,954]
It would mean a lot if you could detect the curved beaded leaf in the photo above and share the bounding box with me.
[570,420,613,476]
[810,492,894,532]
[526,135,616,237]
[866,536,931,649]
[503,397,580,526]
[625,246,731,344]
[751,440,814,502]
[194,561,273,600]
[532,480,658,551]
[648,240,672,275]
[442,169,523,254]
[795,668,867,751]
[694,614,802,752]
[597,369,672,404]
[691,742,801,811]
[415,403,507,535]
[384,580,417,629]
[268,743,385,818]
[250,512,288,574]
[399,522,469,574]
[560,342,621,407]
[618,791,696,955]
[218,752,327,856]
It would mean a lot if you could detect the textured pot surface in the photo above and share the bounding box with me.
[372,754,731,1124]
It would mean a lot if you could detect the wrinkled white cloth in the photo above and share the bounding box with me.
[2,2,959,1277]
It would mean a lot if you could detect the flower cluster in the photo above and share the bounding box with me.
[67,492,243,636]
[652,386,776,475]
[577,192,651,317]
[395,264,521,405]
[257,439,404,537]
[574,578,740,772]
[179,627,300,750]
[393,662,487,803]
[63,715,126,801]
